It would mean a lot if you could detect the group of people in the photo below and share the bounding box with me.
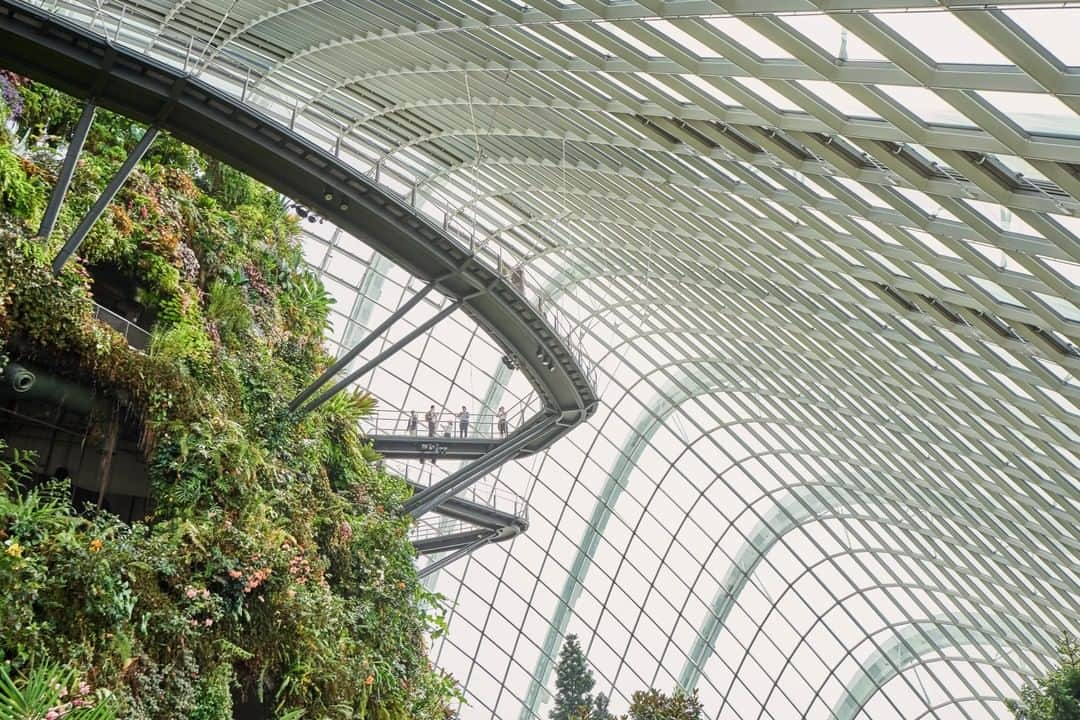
[405,404,510,438]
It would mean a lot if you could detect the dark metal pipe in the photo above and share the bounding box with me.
[37,101,96,239]
[288,279,437,411]
[297,300,461,416]
[52,125,158,275]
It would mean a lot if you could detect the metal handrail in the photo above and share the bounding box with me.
[361,392,538,440]
[434,207,601,392]
[91,301,151,351]
[388,458,528,523]
[410,516,477,543]
[53,3,600,398]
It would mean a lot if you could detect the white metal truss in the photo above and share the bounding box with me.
[22,0,1080,718]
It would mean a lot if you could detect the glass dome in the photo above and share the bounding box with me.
[9,1,1078,717]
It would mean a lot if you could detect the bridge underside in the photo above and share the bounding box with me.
[370,435,506,461]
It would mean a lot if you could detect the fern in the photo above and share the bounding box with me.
[206,280,252,341]
[0,662,117,720]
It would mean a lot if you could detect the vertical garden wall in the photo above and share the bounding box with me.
[0,73,458,720]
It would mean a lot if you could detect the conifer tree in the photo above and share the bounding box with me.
[1007,632,1080,720]
[550,634,595,720]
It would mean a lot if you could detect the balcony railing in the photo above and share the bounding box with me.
[360,391,538,440]
[92,301,150,352]
[389,458,528,525]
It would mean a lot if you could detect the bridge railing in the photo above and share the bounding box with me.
[46,2,600,399]
[434,210,600,394]
[43,4,599,398]
[410,516,478,545]
[92,301,151,352]
[361,391,539,440]
[388,459,528,524]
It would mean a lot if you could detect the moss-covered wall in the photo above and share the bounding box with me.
[0,73,458,720]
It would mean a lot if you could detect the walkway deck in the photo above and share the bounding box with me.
[0,0,597,570]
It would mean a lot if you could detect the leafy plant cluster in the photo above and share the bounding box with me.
[1008,634,1080,720]
[0,77,458,719]
[549,634,699,720]
[553,630,1080,720]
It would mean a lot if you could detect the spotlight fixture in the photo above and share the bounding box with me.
[501,354,518,370]
[323,190,334,202]
[288,202,326,224]
[536,345,545,360]
[338,201,349,212]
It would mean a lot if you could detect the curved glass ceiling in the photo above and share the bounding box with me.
[19,1,1080,718]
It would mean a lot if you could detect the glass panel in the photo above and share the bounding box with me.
[637,73,691,104]
[780,14,886,62]
[733,77,803,113]
[977,91,1080,138]
[682,75,742,107]
[878,10,1012,65]
[647,19,722,59]
[707,17,794,59]
[1004,7,1080,66]
[596,21,662,58]
[798,80,881,119]
[994,154,1050,182]
[877,84,977,126]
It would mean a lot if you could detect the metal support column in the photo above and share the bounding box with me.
[51,125,159,275]
[403,415,555,518]
[297,299,462,416]
[289,279,438,411]
[37,101,96,239]
[418,533,497,578]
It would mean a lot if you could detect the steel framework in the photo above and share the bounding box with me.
[3,0,1077,718]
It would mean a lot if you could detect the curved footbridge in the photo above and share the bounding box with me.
[0,0,599,571]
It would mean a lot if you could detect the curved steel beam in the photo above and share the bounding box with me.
[519,367,704,720]
[830,620,1034,720]
[0,0,598,444]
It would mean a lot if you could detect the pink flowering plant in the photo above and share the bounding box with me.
[0,661,116,720]
[0,78,459,720]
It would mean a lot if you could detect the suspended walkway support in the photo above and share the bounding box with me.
[0,0,599,573]
[392,461,529,578]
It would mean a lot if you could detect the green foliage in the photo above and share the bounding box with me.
[206,280,252,344]
[149,320,215,378]
[280,271,334,339]
[0,143,43,220]
[0,661,117,720]
[592,693,614,720]
[202,159,256,210]
[625,688,703,720]
[0,444,137,677]
[551,635,596,720]
[1008,634,1080,720]
[0,77,456,720]
[190,663,233,720]
[545,637,707,720]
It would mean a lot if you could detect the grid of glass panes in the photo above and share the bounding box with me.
[28,1,1080,718]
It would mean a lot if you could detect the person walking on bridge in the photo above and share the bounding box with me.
[425,405,437,437]
[407,410,419,436]
[458,406,470,438]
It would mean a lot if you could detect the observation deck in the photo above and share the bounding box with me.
[362,407,533,461]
